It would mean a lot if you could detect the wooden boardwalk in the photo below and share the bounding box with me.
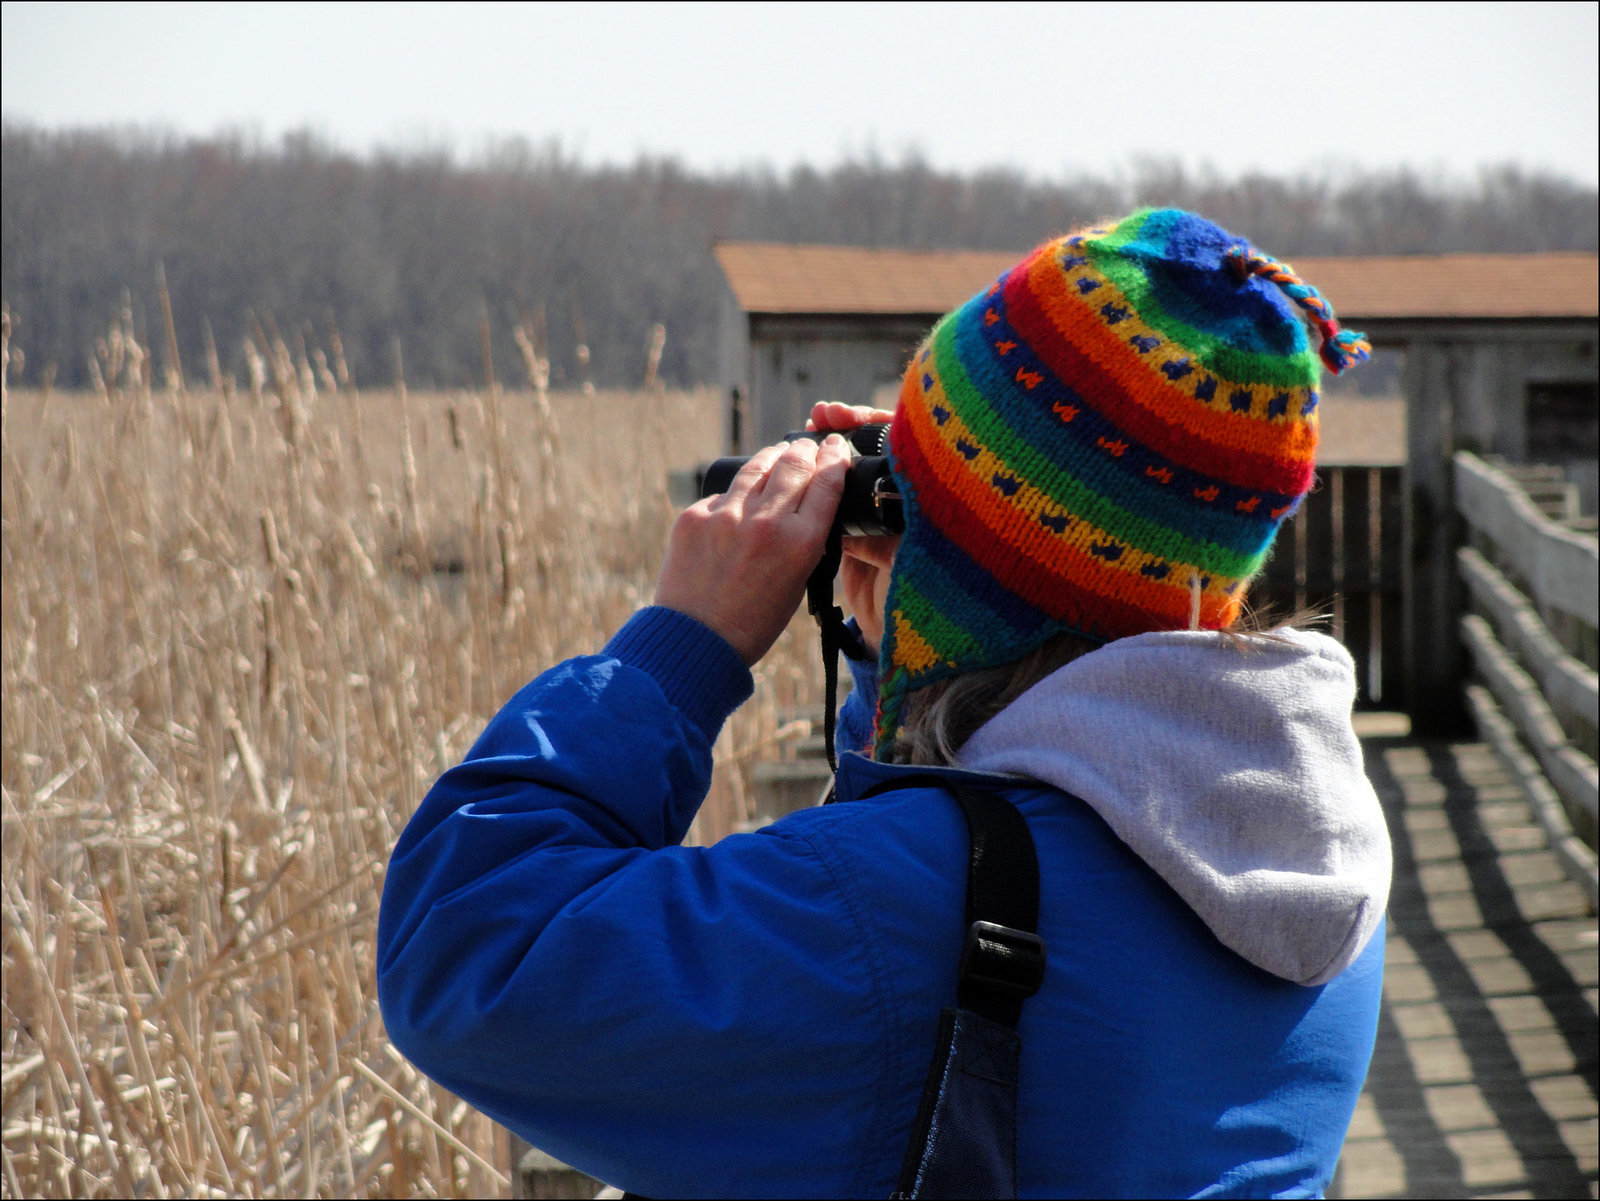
[1333,725,1598,1199]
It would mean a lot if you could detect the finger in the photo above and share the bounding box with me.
[848,404,896,425]
[720,443,785,502]
[812,401,865,431]
[842,532,898,571]
[758,437,820,511]
[807,401,854,432]
[812,401,897,432]
[797,434,850,523]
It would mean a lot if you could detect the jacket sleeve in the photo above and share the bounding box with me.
[375,607,902,1198]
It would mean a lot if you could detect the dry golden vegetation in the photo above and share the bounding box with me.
[0,338,827,1195]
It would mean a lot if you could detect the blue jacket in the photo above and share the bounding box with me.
[378,607,1385,1198]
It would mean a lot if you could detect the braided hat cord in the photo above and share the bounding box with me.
[1226,246,1372,375]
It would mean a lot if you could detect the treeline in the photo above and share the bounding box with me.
[3,124,1597,390]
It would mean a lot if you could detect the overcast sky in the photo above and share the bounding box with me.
[3,1,1597,184]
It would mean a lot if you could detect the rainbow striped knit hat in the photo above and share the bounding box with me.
[873,207,1369,757]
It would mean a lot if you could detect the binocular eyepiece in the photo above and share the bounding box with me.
[697,423,905,537]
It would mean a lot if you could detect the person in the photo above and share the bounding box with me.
[377,209,1393,1198]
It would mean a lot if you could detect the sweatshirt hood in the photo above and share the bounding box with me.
[958,628,1391,986]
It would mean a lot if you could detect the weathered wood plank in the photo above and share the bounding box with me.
[1455,452,1599,632]
[1458,545,1600,736]
[1336,733,1599,1199]
[1462,614,1600,833]
[1464,683,1600,909]
[507,1135,603,1199]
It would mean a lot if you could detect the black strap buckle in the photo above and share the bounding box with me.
[959,921,1046,999]
[872,476,906,533]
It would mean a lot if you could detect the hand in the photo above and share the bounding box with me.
[840,532,898,655]
[805,401,896,434]
[655,435,851,665]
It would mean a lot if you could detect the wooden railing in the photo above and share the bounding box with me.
[1455,451,1599,908]
[1250,465,1406,710]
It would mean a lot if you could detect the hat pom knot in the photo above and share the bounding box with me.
[1320,326,1372,375]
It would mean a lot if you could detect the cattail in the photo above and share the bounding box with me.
[328,321,351,389]
[88,348,108,399]
[297,348,317,406]
[156,261,184,393]
[313,348,338,394]
[1,305,11,416]
[243,337,268,404]
[202,317,223,392]
[572,297,594,397]
[643,322,666,391]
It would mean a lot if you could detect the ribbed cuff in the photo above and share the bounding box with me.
[603,607,754,743]
[844,618,881,696]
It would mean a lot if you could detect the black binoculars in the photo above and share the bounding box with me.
[696,424,905,537]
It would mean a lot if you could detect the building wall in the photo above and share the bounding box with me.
[1391,317,1598,736]
[727,314,937,451]
[747,337,908,448]
[1389,320,1599,513]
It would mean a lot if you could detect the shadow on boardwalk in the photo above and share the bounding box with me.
[1333,731,1599,1199]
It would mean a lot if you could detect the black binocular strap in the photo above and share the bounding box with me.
[807,526,870,774]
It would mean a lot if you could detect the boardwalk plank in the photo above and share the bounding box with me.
[1332,735,1598,1200]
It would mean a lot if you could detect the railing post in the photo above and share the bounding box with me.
[507,1133,602,1199]
[1403,340,1471,735]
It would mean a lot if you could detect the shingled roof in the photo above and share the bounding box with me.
[714,243,1600,322]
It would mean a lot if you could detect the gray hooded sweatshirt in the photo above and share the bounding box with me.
[957,627,1392,986]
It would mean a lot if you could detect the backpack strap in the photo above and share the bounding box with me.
[862,773,1045,1198]
[622,772,1044,1201]
[859,774,1046,1025]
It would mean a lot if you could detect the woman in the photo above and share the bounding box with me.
[377,209,1392,1197]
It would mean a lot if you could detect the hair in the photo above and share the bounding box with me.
[885,602,1327,767]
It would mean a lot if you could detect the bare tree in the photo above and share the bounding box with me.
[3,123,1594,389]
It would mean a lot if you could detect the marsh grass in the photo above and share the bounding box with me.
[0,372,825,1197]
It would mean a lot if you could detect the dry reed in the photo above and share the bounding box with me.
[0,356,825,1196]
